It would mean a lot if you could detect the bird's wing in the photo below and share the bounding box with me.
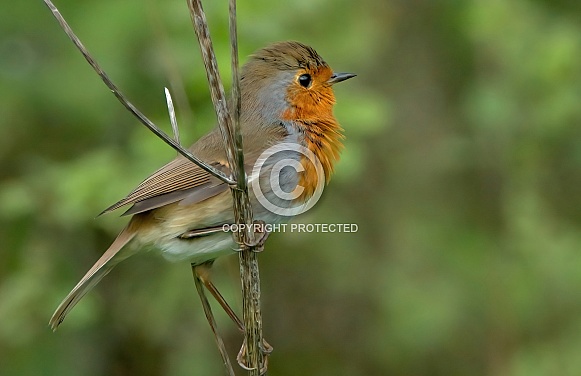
[100,155,230,216]
[100,123,289,216]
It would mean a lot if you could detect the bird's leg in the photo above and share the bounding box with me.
[201,273,274,358]
[191,264,235,376]
[185,222,270,252]
[181,229,244,329]
[194,263,244,331]
[179,225,226,239]
[182,229,246,329]
[194,263,273,373]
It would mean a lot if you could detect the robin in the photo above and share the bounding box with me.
[49,41,355,331]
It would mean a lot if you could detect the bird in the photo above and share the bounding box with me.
[49,41,355,331]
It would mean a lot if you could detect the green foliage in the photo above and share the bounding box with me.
[1,0,581,375]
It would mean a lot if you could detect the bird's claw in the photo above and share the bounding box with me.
[244,220,270,251]
[236,338,272,374]
[234,220,270,252]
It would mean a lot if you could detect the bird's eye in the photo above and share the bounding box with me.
[298,74,312,88]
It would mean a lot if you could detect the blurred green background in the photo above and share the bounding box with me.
[2,0,581,375]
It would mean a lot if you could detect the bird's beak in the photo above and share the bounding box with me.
[327,72,356,85]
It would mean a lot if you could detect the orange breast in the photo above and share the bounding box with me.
[280,114,344,202]
[281,66,344,202]
[297,118,344,200]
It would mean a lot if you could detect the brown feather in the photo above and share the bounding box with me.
[100,157,228,215]
[49,222,139,330]
[123,182,228,216]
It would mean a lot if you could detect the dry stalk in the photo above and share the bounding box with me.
[44,0,268,374]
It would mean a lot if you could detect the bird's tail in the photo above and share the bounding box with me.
[49,225,136,331]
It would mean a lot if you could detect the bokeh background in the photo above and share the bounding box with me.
[2,0,581,375]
